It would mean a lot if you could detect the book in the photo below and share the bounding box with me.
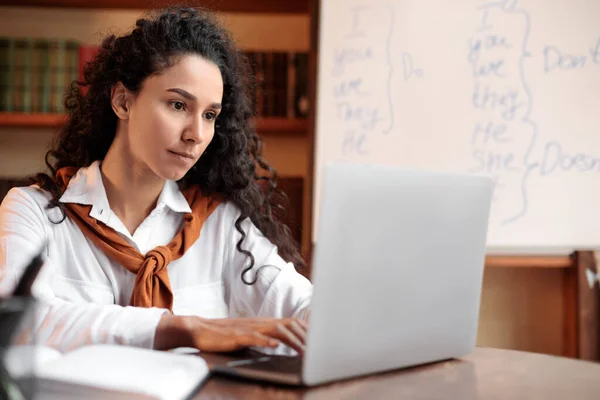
[11,39,28,113]
[0,38,15,111]
[50,39,66,113]
[4,344,209,400]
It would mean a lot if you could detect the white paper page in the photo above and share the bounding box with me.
[4,345,62,378]
[35,344,209,400]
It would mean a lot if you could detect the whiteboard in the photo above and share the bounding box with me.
[313,0,600,253]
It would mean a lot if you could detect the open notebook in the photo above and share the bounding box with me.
[3,344,209,400]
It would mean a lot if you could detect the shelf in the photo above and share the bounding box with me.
[485,255,574,269]
[0,112,307,135]
[0,0,310,14]
[0,112,67,127]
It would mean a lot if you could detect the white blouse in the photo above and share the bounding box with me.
[0,161,312,352]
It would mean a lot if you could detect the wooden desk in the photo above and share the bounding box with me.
[192,347,600,399]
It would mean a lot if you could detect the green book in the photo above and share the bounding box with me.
[30,39,50,113]
[12,39,29,113]
[39,39,51,113]
[5,38,15,112]
[22,38,33,113]
[51,39,66,113]
[66,40,79,109]
[0,38,12,111]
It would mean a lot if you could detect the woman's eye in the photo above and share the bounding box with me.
[204,112,217,121]
[171,101,185,111]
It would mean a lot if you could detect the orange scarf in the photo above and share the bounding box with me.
[56,167,221,312]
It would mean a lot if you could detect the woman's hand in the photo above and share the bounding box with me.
[154,314,308,354]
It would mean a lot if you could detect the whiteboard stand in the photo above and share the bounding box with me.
[570,251,600,360]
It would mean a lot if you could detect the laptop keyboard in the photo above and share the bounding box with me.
[240,355,303,374]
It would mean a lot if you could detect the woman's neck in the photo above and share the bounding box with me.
[101,139,165,236]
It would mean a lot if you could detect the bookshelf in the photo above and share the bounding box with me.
[0,112,307,135]
[1,0,310,14]
[0,112,66,128]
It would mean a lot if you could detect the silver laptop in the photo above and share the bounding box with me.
[206,162,494,386]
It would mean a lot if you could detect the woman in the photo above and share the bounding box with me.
[0,7,312,355]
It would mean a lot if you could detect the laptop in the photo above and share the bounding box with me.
[206,162,494,386]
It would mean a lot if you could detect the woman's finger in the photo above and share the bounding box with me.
[251,319,307,351]
[287,320,307,344]
[298,316,309,329]
[272,323,305,354]
[238,332,280,349]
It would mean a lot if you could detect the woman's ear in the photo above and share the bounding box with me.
[111,82,131,119]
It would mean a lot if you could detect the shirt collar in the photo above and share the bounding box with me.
[157,180,192,214]
[59,160,111,223]
[58,160,192,221]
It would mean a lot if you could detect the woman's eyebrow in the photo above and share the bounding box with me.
[166,88,222,109]
[167,87,197,101]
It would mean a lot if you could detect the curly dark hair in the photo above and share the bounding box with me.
[32,6,305,283]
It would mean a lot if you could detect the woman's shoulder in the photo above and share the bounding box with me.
[3,184,52,204]
[1,184,58,220]
[208,199,259,233]
[210,199,242,221]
